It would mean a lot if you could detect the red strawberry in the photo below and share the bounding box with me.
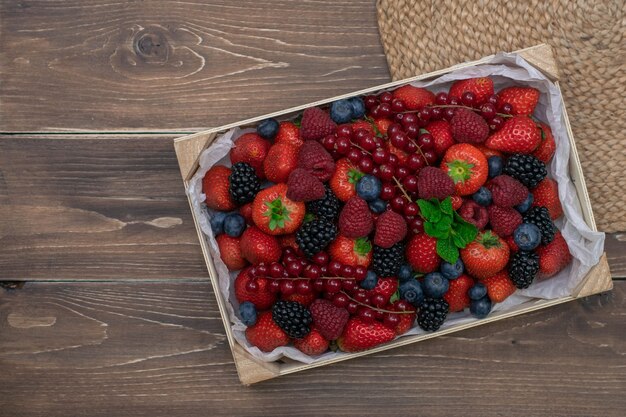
[441,143,488,195]
[275,121,304,149]
[338,196,373,238]
[392,85,435,110]
[328,236,373,267]
[330,158,364,202]
[449,77,495,105]
[450,108,489,144]
[444,274,474,312]
[351,120,376,135]
[230,133,271,178]
[252,184,305,235]
[488,205,522,237]
[427,120,455,156]
[293,328,330,355]
[286,168,326,202]
[482,270,516,303]
[374,210,407,248]
[239,226,282,265]
[458,200,489,230]
[498,86,540,116]
[461,230,510,279]
[487,175,528,207]
[417,166,455,199]
[309,299,349,340]
[536,232,572,278]
[283,292,316,307]
[485,116,541,153]
[532,178,563,220]
[216,234,248,270]
[375,118,393,136]
[475,144,504,159]
[504,235,519,252]
[234,268,277,309]
[278,234,299,252]
[245,311,289,352]
[239,202,254,225]
[297,140,336,182]
[337,318,396,352]
[300,107,337,141]
[387,301,416,335]
[203,166,236,211]
[406,234,440,273]
[533,122,556,163]
[263,143,299,183]
[366,277,398,305]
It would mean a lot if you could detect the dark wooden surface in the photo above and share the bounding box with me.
[1,0,625,416]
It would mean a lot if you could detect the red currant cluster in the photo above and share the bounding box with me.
[433,91,512,132]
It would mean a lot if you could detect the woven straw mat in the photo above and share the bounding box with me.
[376,0,625,232]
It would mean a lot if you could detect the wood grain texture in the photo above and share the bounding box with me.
[2,134,626,280]
[0,281,624,417]
[0,0,389,132]
[0,135,206,280]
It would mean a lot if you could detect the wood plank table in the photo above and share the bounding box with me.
[1,1,624,416]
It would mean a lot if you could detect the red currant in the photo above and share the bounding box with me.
[341,265,355,278]
[390,132,408,149]
[329,261,342,275]
[418,107,432,121]
[269,279,281,293]
[304,264,322,279]
[321,135,336,151]
[402,175,419,193]
[390,196,406,212]
[387,123,402,137]
[378,103,392,118]
[324,278,341,294]
[341,279,357,292]
[346,301,359,314]
[407,153,426,171]
[312,251,329,266]
[313,278,325,292]
[391,99,405,113]
[461,91,476,106]
[336,137,350,154]
[380,182,396,200]
[404,201,419,216]
[487,94,499,106]
[354,266,367,280]
[372,147,390,164]
[364,95,378,109]
[360,135,377,151]
[337,124,353,137]
[371,293,387,308]
[383,313,400,328]
[296,280,312,295]
[280,280,295,295]
[430,107,443,120]
[443,108,456,120]
[435,92,449,105]
[401,113,418,128]
[448,97,460,106]
[404,140,418,154]
[388,154,399,166]
[354,291,368,303]
[379,91,393,103]
[378,164,395,181]
[423,150,437,165]
[417,133,434,151]
[480,102,497,120]
[409,217,424,234]
[395,166,409,179]
[269,263,284,278]
[405,123,419,139]
[347,148,361,164]
[256,264,268,276]
[358,157,374,174]
[358,307,375,322]
[489,116,505,131]
[332,293,349,308]
[501,103,513,115]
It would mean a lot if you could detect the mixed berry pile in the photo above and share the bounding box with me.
[203,77,573,355]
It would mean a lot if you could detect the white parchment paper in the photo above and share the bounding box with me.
[187,52,605,364]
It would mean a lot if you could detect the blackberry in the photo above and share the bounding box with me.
[417,297,449,331]
[229,162,260,205]
[509,250,539,289]
[306,186,341,221]
[272,300,312,338]
[372,242,405,277]
[504,154,547,188]
[523,206,556,244]
[295,218,337,257]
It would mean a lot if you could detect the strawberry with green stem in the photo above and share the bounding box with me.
[441,143,488,196]
[328,236,373,267]
[330,158,365,202]
[252,183,305,235]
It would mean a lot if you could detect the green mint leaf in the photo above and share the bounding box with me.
[424,221,449,239]
[440,197,453,215]
[452,218,478,248]
[417,199,441,222]
[451,231,467,248]
[436,214,453,231]
[436,236,459,264]
[389,289,400,303]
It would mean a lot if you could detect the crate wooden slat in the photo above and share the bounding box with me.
[174,44,612,385]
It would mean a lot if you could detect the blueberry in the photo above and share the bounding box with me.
[356,175,382,201]
[422,272,449,298]
[488,156,504,178]
[515,193,534,213]
[239,301,257,326]
[398,264,414,283]
[349,97,366,119]
[399,279,424,306]
[470,296,492,319]
[256,118,279,140]
[513,223,542,251]
[223,213,246,237]
[330,99,354,124]
[468,282,487,301]
[440,258,464,280]
[368,199,387,214]
[360,270,379,290]
[210,211,228,236]
[472,187,492,207]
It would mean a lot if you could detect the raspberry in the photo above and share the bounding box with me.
[487,175,528,207]
[373,210,407,248]
[450,108,489,144]
[458,199,489,229]
[417,166,455,200]
[286,168,326,202]
[300,107,337,141]
[488,205,522,237]
[338,196,373,238]
[297,140,336,182]
[309,299,349,341]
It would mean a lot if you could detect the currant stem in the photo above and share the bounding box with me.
[340,291,414,315]
[392,175,413,203]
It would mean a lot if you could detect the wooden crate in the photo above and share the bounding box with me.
[173,44,613,385]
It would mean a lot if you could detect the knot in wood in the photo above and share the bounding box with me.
[134,30,169,64]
